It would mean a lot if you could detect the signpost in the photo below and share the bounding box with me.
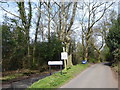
[47,47,68,75]
[61,52,68,60]
[48,61,63,65]
[48,61,63,75]
[61,51,68,70]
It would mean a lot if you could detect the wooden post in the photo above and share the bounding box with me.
[49,65,51,75]
[63,47,67,70]
[60,65,62,75]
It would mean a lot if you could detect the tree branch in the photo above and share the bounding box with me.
[0,6,21,19]
[90,2,114,29]
[67,2,77,33]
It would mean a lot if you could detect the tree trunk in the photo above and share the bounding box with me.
[66,42,73,67]
[17,1,32,68]
[82,28,85,60]
[85,32,89,61]
[32,2,42,69]
[48,2,51,43]
[66,2,77,67]
[85,40,89,61]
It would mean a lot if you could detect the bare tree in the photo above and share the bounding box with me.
[90,9,117,62]
[79,1,114,61]
[60,2,77,67]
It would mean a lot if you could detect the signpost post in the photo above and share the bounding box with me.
[61,50,68,70]
[48,61,63,75]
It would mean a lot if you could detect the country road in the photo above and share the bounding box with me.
[60,63,118,88]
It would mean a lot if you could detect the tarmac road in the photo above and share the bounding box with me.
[60,63,118,88]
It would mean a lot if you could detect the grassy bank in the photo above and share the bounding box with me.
[28,64,89,88]
[112,65,119,73]
[112,64,119,77]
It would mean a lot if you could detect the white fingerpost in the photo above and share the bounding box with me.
[48,61,63,65]
[61,47,68,70]
[48,61,63,75]
[61,52,68,60]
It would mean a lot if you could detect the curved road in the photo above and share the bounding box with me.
[60,63,118,88]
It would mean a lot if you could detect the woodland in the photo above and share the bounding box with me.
[0,0,119,73]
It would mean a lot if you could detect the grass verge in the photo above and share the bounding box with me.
[28,64,89,89]
[112,64,119,73]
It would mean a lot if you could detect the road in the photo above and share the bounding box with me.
[60,63,118,88]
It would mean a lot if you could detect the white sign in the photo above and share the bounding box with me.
[48,61,63,65]
[61,52,68,60]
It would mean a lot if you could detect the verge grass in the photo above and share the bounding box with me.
[28,64,88,89]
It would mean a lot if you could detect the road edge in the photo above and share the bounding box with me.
[58,63,94,88]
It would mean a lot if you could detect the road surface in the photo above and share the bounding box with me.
[60,63,118,88]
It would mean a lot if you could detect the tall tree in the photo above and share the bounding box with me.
[79,1,114,61]
[61,2,77,67]
[32,2,42,69]
[17,0,32,68]
[106,14,120,64]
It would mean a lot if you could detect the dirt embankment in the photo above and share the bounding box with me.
[2,69,59,85]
